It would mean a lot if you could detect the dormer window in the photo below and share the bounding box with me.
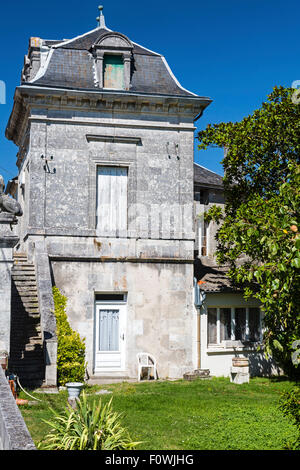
[93,32,133,91]
[103,55,124,89]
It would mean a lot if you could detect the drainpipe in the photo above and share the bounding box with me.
[194,278,206,370]
[197,308,201,369]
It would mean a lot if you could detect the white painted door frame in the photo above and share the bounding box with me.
[94,300,127,374]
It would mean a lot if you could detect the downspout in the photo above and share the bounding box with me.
[194,278,206,370]
[197,307,201,369]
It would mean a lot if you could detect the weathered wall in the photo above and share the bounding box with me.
[17,106,195,246]
[0,367,36,450]
[13,95,198,381]
[51,259,196,379]
[0,214,19,354]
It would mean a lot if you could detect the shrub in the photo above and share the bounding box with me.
[38,392,140,450]
[279,386,300,450]
[53,287,86,386]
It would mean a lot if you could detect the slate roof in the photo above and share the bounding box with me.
[26,25,209,100]
[194,258,239,293]
[194,163,223,188]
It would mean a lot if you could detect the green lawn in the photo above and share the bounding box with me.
[19,377,297,450]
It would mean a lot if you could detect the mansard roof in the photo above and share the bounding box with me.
[23,22,210,99]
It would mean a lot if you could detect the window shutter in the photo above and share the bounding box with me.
[96,166,128,236]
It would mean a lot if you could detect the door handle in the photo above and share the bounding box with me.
[120,334,125,341]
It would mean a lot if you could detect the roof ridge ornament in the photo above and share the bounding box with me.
[96,5,106,29]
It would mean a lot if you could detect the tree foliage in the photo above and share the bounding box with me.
[53,287,87,386]
[198,87,300,377]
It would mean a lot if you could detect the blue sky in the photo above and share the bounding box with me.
[0,0,299,181]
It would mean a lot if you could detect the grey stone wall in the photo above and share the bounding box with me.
[33,241,57,386]
[51,259,195,379]
[11,90,200,380]
[0,367,36,450]
[17,106,195,245]
[0,214,19,354]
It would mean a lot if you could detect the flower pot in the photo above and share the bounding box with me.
[65,382,84,399]
[0,351,8,371]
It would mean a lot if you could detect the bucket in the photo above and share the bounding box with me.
[65,382,84,399]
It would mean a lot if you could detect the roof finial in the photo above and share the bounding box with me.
[96,5,106,28]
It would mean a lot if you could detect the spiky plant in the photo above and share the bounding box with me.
[38,392,141,450]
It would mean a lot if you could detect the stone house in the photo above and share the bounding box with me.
[4,11,278,387]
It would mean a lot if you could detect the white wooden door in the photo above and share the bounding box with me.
[96,166,128,236]
[94,303,126,373]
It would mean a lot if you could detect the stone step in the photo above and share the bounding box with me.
[11,341,43,351]
[13,253,27,260]
[10,255,45,386]
[12,265,35,271]
[12,290,38,297]
[11,327,42,338]
[18,301,39,309]
[12,274,37,280]
[14,323,39,330]
[14,279,36,289]
[10,342,43,353]
[9,350,42,359]
[12,280,36,284]
[12,271,36,277]
[12,266,34,271]
[13,307,39,314]
[12,296,39,303]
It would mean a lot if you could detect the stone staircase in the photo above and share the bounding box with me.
[8,253,45,388]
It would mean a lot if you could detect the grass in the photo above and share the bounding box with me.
[18,376,297,450]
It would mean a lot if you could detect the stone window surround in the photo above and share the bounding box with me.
[88,156,136,236]
[92,32,133,91]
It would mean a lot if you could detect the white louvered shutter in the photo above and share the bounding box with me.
[96,166,128,236]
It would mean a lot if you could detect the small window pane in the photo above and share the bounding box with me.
[235,308,246,341]
[220,308,231,341]
[249,308,260,341]
[96,294,125,302]
[208,308,217,344]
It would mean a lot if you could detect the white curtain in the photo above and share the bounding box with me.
[99,309,120,351]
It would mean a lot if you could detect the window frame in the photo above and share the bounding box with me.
[93,32,133,91]
[207,306,262,347]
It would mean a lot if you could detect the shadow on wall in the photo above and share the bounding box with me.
[248,351,282,377]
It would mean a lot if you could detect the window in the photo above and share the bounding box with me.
[95,293,126,302]
[194,187,209,205]
[197,216,209,256]
[96,166,128,235]
[103,55,124,89]
[207,307,261,346]
[98,309,120,351]
[93,32,133,90]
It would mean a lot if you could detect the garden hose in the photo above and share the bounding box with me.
[16,376,42,402]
